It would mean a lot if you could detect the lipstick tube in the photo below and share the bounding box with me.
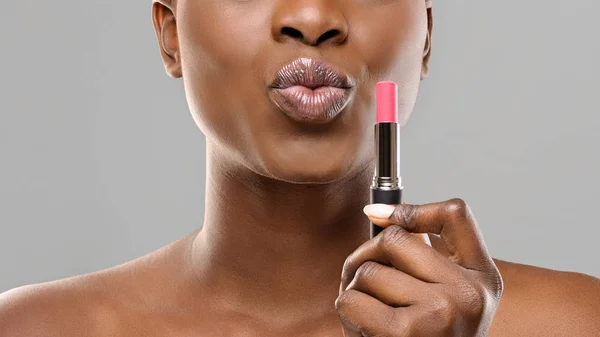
[371,82,403,238]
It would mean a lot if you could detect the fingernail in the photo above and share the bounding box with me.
[363,204,396,219]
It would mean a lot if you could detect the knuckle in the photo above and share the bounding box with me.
[458,282,487,319]
[378,225,410,252]
[445,198,472,220]
[355,261,380,284]
[335,289,358,312]
[341,255,357,285]
[391,204,418,229]
[429,292,456,325]
[341,256,353,277]
[335,290,363,332]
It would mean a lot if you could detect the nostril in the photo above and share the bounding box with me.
[316,29,341,45]
[278,26,346,46]
[281,27,304,40]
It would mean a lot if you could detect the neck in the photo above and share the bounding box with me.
[190,140,373,324]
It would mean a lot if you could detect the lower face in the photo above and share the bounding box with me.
[176,0,429,184]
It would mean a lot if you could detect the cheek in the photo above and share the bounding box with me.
[176,1,272,147]
[353,1,427,70]
[177,0,270,78]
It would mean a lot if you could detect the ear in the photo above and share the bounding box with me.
[152,0,182,78]
[420,0,433,80]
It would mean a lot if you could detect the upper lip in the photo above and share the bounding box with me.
[269,57,355,90]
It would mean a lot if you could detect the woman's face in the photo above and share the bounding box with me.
[152,0,432,184]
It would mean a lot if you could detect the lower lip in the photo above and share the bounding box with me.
[269,85,352,124]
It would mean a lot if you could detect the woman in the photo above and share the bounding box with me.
[1,0,599,336]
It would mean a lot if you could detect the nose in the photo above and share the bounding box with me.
[271,0,349,47]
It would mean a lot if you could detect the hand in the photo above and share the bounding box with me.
[335,198,504,337]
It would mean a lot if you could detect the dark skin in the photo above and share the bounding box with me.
[1,0,599,336]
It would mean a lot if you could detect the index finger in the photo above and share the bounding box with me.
[365,198,494,272]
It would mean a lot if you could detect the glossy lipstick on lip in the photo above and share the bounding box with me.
[268,58,354,124]
[371,81,403,238]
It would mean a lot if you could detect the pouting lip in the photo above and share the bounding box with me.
[268,86,353,124]
[269,57,355,90]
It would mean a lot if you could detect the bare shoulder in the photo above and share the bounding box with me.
[490,258,600,337]
[0,232,196,337]
[0,272,123,337]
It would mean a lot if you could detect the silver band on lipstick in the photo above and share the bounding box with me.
[371,122,402,190]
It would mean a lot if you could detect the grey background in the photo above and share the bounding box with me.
[1,1,598,293]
